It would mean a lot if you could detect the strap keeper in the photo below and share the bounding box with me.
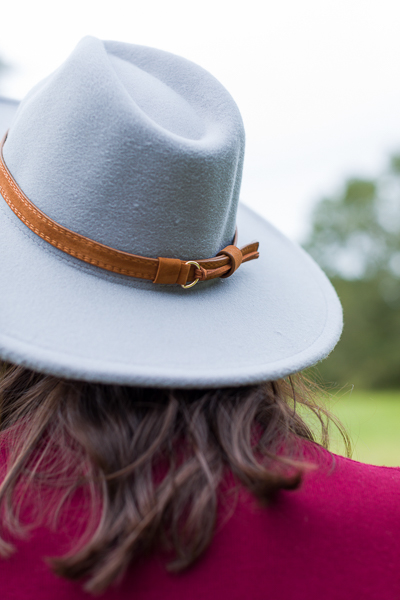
[153,257,183,284]
[217,245,243,278]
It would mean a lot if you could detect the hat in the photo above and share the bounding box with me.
[0,37,342,388]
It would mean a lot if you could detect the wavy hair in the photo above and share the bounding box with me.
[0,363,350,593]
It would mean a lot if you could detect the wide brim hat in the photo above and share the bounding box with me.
[0,37,342,388]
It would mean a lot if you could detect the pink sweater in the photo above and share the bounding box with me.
[1,449,400,599]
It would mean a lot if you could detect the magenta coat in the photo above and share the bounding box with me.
[1,448,399,599]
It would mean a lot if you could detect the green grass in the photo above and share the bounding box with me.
[324,390,400,466]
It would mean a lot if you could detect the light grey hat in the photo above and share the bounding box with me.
[0,36,342,388]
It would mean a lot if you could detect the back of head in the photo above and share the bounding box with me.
[0,37,344,594]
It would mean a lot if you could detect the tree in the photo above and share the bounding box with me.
[303,159,400,389]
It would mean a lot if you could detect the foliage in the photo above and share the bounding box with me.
[303,158,400,389]
[316,276,400,388]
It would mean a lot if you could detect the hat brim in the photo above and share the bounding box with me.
[0,100,342,388]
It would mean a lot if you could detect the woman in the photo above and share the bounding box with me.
[0,37,399,599]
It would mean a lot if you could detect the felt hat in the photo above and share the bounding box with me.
[0,37,342,388]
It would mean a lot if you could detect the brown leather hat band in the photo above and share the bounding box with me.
[0,133,259,286]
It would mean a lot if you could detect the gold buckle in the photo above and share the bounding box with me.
[181,261,201,289]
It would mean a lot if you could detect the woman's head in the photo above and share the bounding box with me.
[0,38,346,594]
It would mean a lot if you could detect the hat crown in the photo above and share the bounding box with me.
[3,37,245,260]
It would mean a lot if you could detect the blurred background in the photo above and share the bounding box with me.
[1,0,400,465]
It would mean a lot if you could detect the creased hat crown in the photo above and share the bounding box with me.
[3,36,245,260]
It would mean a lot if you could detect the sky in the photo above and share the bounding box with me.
[1,0,400,241]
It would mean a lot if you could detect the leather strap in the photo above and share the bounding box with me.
[217,245,243,278]
[0,132,259,286]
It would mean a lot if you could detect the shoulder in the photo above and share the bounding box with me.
[204,449,400,598]
[218,445,400,568]
[264,444,400,535]
[300,447,400,510]
[216,445,400,553]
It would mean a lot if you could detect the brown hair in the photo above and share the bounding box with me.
[0,363,349,593]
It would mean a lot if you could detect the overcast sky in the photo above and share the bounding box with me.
[1,0,400,241]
